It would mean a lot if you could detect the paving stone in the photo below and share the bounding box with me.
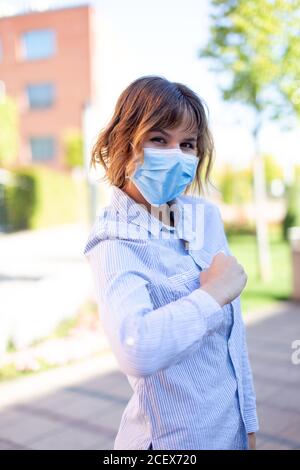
[0,411,61,446]
[28,425,106,450]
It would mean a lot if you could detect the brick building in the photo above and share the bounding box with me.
[0,4,101,170]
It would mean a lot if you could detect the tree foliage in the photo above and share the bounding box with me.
[199,0,300,123]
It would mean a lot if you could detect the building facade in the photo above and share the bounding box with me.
[0,4,100,170]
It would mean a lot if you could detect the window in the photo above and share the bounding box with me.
[22,29,56,60]
[30,137,56,161]
[26,83,55,109]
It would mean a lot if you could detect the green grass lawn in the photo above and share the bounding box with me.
[227,229,293,314]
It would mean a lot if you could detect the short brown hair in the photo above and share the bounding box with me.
[90,75,216,195]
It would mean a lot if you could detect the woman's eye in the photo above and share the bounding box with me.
[150,138,194,149]
[181,143,194,149]
[150,137,165,143]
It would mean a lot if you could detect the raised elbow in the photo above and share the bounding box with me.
[117,334,155,377]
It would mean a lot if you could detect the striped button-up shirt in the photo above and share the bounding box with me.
[83,185,259,450]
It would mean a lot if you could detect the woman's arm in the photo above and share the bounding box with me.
[86,238,224,378]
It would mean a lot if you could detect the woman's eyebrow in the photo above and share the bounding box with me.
[149,128,197,141]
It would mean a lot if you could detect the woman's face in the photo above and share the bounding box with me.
[124,120,198,208]
[142,122,198,157]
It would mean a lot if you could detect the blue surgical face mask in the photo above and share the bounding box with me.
[128,147,199,206]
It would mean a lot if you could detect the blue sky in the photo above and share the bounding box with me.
[1,0,299,173]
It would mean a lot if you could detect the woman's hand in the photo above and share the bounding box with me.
[199,252,248,307]
[248,432,256,450]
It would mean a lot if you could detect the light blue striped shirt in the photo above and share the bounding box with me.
[83,185,259,450]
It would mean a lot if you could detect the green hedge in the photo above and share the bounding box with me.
[1,167,89,232]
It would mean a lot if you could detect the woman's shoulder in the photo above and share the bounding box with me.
[83,205,149,258]
[177,193,222,218]
[177,193,227,249]
[83,207,110,256]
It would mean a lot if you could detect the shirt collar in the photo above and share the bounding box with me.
[110,185,197,243]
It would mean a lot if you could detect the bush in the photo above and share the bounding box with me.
[1,166,88,232]
[5,171,37,230]
[282,167,300,241]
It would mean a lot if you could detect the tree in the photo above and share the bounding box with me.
[263,153,284,196]
[199,0,300,282]
[63,128,84,169]
[0,95,19,168]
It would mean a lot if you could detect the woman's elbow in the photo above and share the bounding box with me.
[115,336,156,377]
[112,315,155,377]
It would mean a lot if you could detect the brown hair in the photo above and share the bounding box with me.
[90,75,216,195]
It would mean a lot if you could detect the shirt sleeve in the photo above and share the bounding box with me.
[214,205,259,433]
[241,322,260,433]
[85,238,224,378]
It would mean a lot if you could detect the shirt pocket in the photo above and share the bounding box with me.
[189,243,227,270]
[167,267,201,300]
[146,267,200,308]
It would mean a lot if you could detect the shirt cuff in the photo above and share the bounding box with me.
[188,288,224,334]
[244,408,260,433]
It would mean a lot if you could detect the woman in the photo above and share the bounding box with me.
[83,75,259,450]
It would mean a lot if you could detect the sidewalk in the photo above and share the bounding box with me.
[0,224,94,353]
[245,300,300,450]
[0,300,299,450]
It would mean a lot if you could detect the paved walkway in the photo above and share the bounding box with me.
[0,300,299,450]
[0,224,94,353]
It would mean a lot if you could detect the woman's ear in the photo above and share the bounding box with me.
[125,157,138,179]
